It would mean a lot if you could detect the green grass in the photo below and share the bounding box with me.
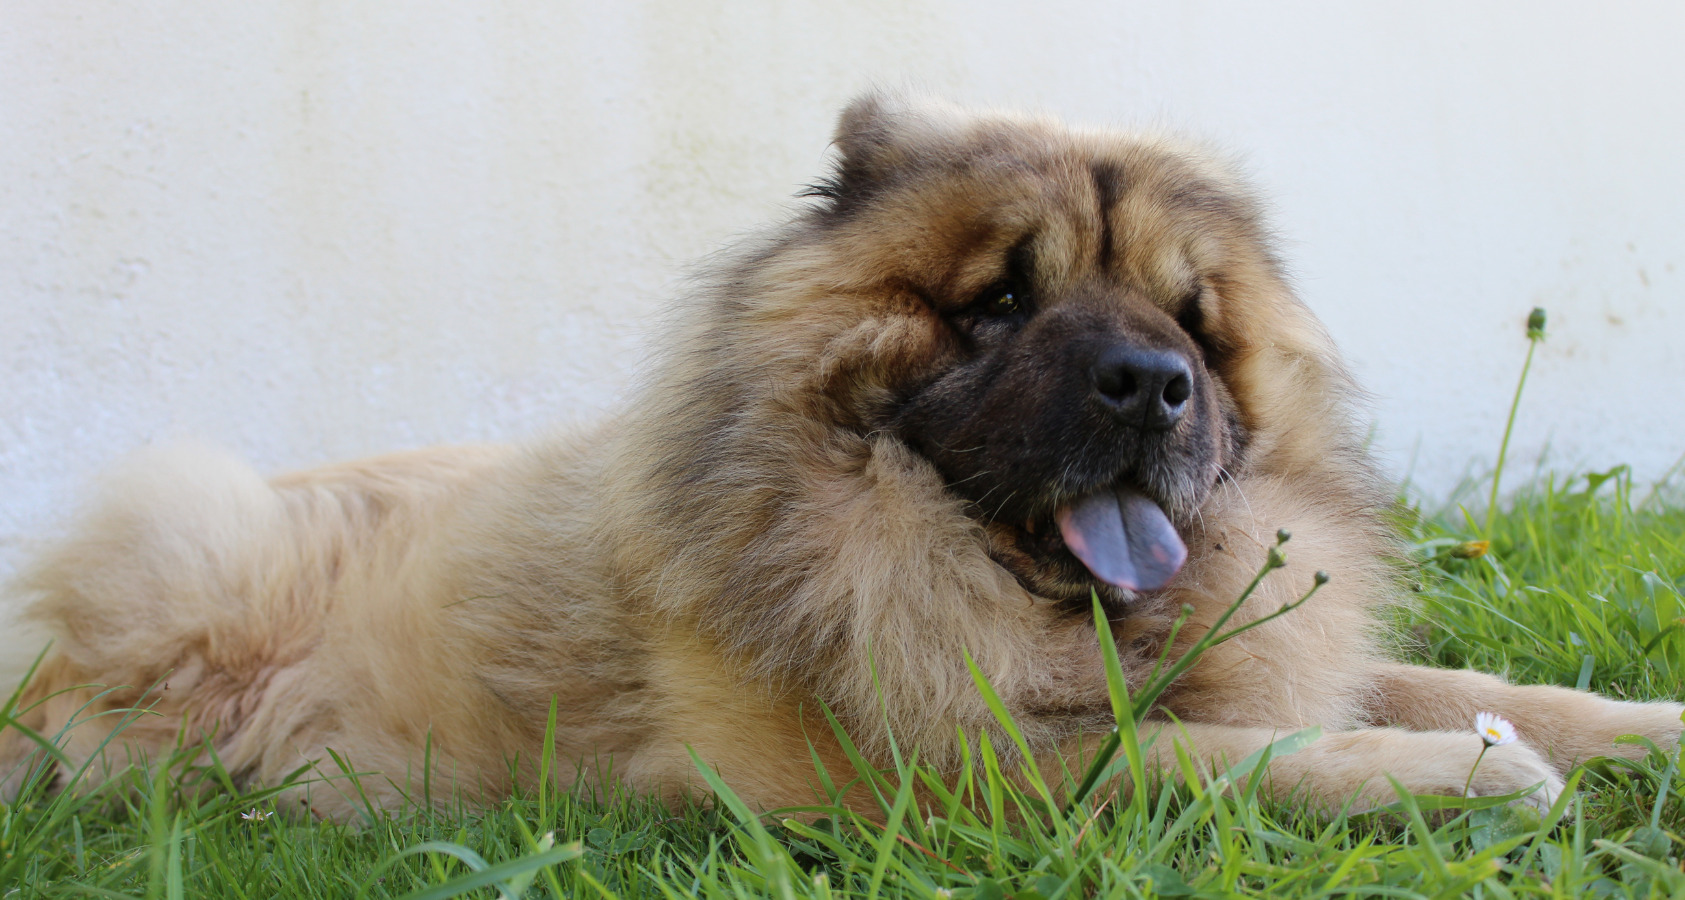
[3,474,1682,899]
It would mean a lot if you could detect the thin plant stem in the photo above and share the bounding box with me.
[1462,744,1490,799]
[1487,308,1547,535]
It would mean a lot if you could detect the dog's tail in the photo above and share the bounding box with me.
[1,443,289,789]
[10,443,292,691]
[2,439,504,802]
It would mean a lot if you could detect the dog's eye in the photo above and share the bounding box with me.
[972,281,1030,320]
[1177,292,1205,336]
[985,290,1023,316]
[1178,286,1224,359]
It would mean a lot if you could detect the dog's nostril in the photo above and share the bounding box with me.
[1095,366,1137,401]
[1092,345,1194,431]
[1163,373,1192,407]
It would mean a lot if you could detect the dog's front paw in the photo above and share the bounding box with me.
[1533,698,1685,768]
[1311,729,1564,814]
[1463,742,1565,814]
[1611,701,1685,754]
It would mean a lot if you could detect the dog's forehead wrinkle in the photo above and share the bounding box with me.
[1089,160,1126,274]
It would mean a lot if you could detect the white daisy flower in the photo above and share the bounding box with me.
[1475,711,1517,747]
[240,808,273,822]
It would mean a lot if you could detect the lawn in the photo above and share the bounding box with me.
[2,467,1681,899]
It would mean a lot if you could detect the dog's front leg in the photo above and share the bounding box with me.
[1367,662,1684,771]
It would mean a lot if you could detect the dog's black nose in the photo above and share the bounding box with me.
[1092,345,1193,431]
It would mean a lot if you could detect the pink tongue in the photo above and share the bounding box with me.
[1055,487,1187,592]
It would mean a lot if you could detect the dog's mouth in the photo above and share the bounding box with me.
[1003,481,1189,600]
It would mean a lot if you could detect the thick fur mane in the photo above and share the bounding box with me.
[602,175,1397,764]
[606,241,1063,757]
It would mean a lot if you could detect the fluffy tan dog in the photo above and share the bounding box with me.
[4,95,1680,820]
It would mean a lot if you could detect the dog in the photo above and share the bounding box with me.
[4,94,1680,820]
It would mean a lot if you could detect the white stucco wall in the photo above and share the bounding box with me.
[3,1,1682,577]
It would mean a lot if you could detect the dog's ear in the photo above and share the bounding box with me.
[806,92,952,209]
[832,92,906,166]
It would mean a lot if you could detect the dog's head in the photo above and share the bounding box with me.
[702,94,1359,605]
